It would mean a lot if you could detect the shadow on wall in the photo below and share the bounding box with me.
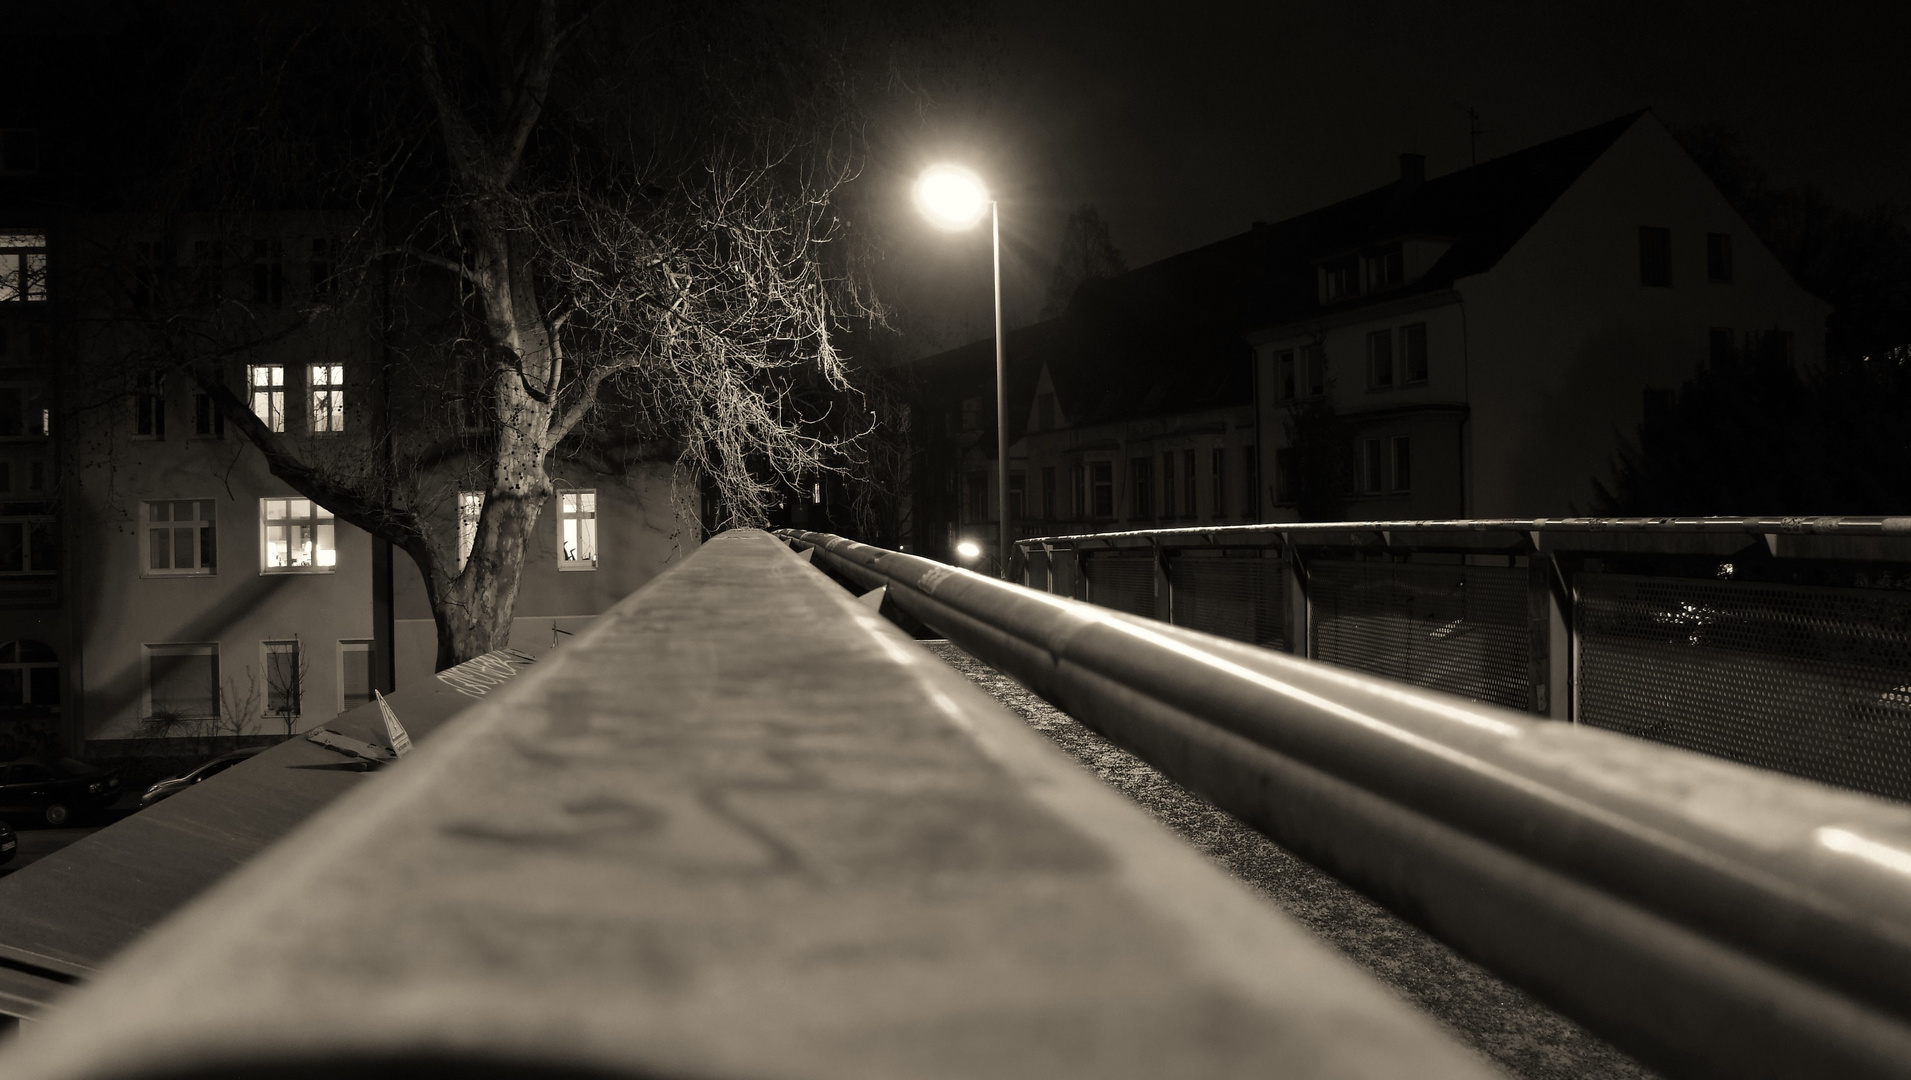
[81,569,302,741]
[1500,323,1685,515]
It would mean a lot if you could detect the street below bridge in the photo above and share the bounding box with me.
[924,640,1659,1080]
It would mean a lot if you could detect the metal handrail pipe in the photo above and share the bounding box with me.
[786,528,1911,1080]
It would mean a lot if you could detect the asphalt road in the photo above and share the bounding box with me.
[0,807,137,879]
[924,640,1661,1080]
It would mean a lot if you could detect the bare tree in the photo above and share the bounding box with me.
[73,1,911,669]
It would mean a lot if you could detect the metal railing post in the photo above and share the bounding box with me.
[1284,540,1309,658]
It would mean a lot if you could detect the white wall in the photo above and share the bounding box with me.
[1456,114,1830,516]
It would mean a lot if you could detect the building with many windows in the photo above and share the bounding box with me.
[907,110,1830,568]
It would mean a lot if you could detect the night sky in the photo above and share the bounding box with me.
[879,0,1911,358]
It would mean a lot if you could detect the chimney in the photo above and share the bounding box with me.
[1399,153,1426,184]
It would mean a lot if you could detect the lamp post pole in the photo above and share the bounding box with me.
[991,200,1010,581]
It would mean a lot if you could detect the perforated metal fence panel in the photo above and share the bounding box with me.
[1577,574,1911,801]
[1085,553,1156,619]
[1170,552,1285,650]
[1309,559,1533,710]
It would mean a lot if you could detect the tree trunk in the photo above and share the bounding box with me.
[427,480,550,671]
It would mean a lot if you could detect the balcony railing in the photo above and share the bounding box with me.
[790,525,1911,1080]
[1016,516,1911,805]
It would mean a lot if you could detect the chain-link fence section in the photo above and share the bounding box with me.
[1578,573,1911,802]
[1084,552,1156,619]
[1308,560,1532,711]
[1169,551,1286,651]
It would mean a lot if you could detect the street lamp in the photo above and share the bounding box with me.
[916,164,1010,579]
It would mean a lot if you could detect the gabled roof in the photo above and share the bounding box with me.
[910,111,1647,440]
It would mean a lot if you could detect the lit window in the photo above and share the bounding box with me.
[338,640,374,711]
[457,491,482,571]
[310,364,344,433]
[558,490,596,569]
[263,640,302,723]
[261,497,335,572]
[249,365,285,432]
[145,643,219,722]
[144,500,216,576]
[0,234,48,303]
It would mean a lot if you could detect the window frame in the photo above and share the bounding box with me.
[259,496,336,575]
[557,489,598,571]
[1089,460,1115,520]
[1210,448,1226,519]
[1160,452,1176,521]
[0,514,57,576]
[1182,449,1197,517]
[1360,438,1385,495]
[248,364,286,433]
[142,499,218,578]
[1129,456,1153,521]
[1639,226,1673,288]
[132,369,165,440]
[143,642,221,723]
[1401,323,1429,384]
[338,639,375,713]
[0,233,48,304]
[457,491,483,572]
[1275,350,1297,402]
[1366,329,1394,390]
[309,363,345,434]
[1390,435,1412,493]
[263,639,303,723]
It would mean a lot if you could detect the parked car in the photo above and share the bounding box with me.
[0,819,16,864]
[0,758,122,826]
[139,748,264,809]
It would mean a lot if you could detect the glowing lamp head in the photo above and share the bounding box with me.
[955,540,982,562]
[915,164,990,230]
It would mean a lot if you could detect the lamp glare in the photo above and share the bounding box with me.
[915,165,989,230]
[955,540,982,561]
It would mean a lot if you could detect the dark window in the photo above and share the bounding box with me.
[1035,392,1054,432]
[340,640,374,709]
[1242,445,1259,519]
[1401,323,1428,382]
[1639,226,1672,287]
[310,238,336,297]
[1008,472,1025,521]
[1276,350,1296,401]
[134,369,165,438]
[1707,233,1733,283]
[1274,447,1295,504]
[147,644,219,720]
[1367,329,1394,388]
[1071,462,1085,519]
[1211,448,1226,518]
[264,640,301,720]
[1304,345,1327,397]
[1709,327,1736,366]
[1391,436,1412,492]
[1361,438,1384,494]
[193,240,223,305]
[1090,461,1114,518]
[960,397,980,432]
[193,391,225,438]
[1160,453,1176,520]
[1040,466,1056,520]
[1320,258,1359,302]
[963,473,986,524]
[252,239,284,306]
[1362,245,1403,291]
[1182,450,1196,517]
[1130,456,1153,520]
[0,130,39,175]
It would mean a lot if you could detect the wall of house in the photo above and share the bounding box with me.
[1455,114,1831,517]
[391,462,693,686]
[1253,298,1470,520]
[73,415,374,743]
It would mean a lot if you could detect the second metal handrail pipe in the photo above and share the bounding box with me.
[784,528,1911,1080]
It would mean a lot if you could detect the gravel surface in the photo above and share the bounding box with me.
[924,640,1660,1080]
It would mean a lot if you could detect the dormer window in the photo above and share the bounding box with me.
[1319,258,1358,303]
[1361,245,1403,292]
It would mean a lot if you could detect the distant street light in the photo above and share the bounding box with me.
[915,163,1009,579]
[955,540,982,563]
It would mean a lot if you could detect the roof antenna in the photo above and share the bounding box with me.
[1455,104,1484,165]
